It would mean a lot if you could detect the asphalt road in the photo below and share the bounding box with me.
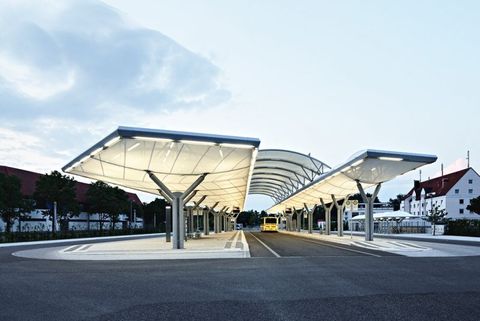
[244,231,396,257]
[1,233,480,321]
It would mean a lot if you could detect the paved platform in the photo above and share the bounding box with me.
[280,230,480,257]
[12,231,250,260]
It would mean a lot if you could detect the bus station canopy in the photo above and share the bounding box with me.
[63,126,260,210]
[64,127,437,213]
[267,150,437,213]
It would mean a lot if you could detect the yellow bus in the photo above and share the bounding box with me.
[260,217,278,232]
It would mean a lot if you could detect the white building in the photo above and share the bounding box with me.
[401,167,480,220]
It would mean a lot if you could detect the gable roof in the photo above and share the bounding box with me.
[0,165,142,205]
[404,168,473,201]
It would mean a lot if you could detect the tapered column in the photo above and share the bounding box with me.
[356,181,381,241]
[147,171,206,249]
[320,198,333,235]
[332,195,349,237]
[204,209,209,235]
[171,192,184,249]
[304,204,316,234]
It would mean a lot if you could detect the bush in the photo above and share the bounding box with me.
[445,219,480,237]
[0,228,159,243]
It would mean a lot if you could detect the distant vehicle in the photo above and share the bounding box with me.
[260,217,278,232]
[235,223,243,230]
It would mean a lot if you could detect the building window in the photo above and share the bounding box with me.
[469,189,473,194]
[460,199,464,204]
[469,179,473,184]
[455,189,459,194]
[460,209,464,214]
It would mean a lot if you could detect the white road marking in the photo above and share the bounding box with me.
[248,232,281,258]
[299,238,382,257]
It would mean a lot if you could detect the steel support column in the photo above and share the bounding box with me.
[304,203,316,234]
[205,202,218,236]
[356,181,381,241]
[171,192,184,249]
[320,198,334,235]
[332,195,349,237]
[147,171,206,249]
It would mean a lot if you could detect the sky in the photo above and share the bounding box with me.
[0,0,479,210]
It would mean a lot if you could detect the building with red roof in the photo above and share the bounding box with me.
[0,165,142,206]
[401,167,480,219]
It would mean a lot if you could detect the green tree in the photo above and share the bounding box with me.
[0,174,33,233]
[109,186,129,229]
[142,198,166,231]
[388,194,405,211]
[466,196,480,215]
[86,181,129,231]
[423,205,447,236]
[350,193,381,203]
[34,170,78,233]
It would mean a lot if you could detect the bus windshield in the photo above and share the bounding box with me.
[265,218,277,224]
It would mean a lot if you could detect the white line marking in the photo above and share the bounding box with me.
[299,238,382,257]
[61,245,79,253]
[248,232,281,258]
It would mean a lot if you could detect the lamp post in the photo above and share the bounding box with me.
[426,192,436,235]
[165,205,172,242]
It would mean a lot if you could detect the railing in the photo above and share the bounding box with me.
[0,228,159,243]
[351,221,430,234]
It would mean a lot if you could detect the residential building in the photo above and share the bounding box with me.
[400,167,480,220]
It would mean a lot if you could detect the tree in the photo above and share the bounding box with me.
[350,193,381,203]
[109,186,129,229]
[467,196,480,215]
[388,194,405,211]
[142,198,166,231]
[423,205,447,236]
[34,171,78,233]
[86,181,129,231]
[0,174,33,233]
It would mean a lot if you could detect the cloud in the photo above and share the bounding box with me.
[0,0,229,118]
[0,0,230,174]
[432,158,468,178]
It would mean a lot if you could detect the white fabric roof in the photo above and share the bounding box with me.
[63,128,437,214]
[351,211,416,221]
[63,127,260,211]
[268,150,437,213]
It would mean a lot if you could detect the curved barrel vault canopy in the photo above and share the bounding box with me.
[63,126,260,211]
[249,149,331,203]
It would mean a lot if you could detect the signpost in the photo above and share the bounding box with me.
[345,199,359,239]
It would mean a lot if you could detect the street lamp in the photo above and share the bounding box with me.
[165,205,172,242]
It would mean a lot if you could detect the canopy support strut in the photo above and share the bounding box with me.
[304,203,317,234]
[332,194,350,237]
[147,171,207,249]
[356,181,381,241]
[320,198,334,235]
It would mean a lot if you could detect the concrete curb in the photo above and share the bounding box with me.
[0,233,163,248]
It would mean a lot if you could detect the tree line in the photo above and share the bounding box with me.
[0,170,142,233]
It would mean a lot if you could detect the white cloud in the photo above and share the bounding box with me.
[0,0,230,179]
[433,158,469,178]
[0,0,229,117]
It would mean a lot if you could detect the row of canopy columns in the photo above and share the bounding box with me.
[148,171,240,249]
[282,181,382,241]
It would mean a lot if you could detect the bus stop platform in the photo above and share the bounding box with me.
[280,230,480,257]
[12,231,250,260]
